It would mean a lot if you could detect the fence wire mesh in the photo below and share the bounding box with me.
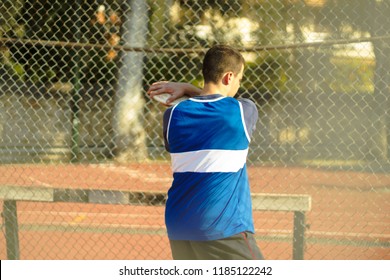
[0,0,389,260]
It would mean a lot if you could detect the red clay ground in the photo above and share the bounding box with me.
[0,163,389,260]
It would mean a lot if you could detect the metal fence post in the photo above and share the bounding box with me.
[3,200,20,260]
[293,211,306,260]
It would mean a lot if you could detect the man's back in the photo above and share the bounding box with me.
[163,94,258,241]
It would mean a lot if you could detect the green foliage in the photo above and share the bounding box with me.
[0,47,25,81]
[1,0,124,90]
[143,54,202,86]
[2,0,383,99]
[329,57,374,94]
[0,0,25,81]
[240,51,296,104]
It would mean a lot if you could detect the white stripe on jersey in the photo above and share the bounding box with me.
[189,96,226,103]
[170,149,248,173]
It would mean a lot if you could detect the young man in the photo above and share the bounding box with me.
[148,45,264,260]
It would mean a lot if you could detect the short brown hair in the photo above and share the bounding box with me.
[202,45,245,84]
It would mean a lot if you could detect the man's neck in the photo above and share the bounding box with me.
[202,83,228,96]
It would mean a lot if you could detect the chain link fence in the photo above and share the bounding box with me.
[1,0,389,259]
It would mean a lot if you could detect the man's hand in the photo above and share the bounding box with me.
[147,81,202,105]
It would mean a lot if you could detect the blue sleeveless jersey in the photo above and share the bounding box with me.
[163,95,257,241]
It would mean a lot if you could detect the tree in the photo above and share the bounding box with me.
[318,0,390,160]
[364,1,390,160]
[0,0,25,81]
[112,0,148,162]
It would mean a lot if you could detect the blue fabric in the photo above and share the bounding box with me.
[163,94,258,241]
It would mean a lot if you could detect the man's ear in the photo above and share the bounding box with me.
[222,72,233,85]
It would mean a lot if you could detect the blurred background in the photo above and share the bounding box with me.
[0,0,389,260]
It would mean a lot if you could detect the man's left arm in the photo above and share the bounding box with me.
[238,98,258,139]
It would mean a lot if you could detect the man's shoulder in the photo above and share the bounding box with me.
[237,97,255,105]
[237,98,257,111]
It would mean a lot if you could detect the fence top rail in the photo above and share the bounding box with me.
[0,185,311,212]
[2,35,390,53]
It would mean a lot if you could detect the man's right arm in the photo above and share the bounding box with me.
[147,81,202,105]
